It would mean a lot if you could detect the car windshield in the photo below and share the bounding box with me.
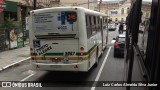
[118,37,125,42]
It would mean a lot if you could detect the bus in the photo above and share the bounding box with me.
[29,7,108,72]
[125,0,160,90]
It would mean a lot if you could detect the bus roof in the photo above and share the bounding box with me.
[31,7,107,16]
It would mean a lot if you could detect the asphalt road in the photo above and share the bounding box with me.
[0,28,126,90]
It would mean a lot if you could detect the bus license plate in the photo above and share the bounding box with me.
[50,65,62,68]
[50,58,62,63]
[52,59,61,63]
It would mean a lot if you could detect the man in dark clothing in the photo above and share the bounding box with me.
[119,23,124,34]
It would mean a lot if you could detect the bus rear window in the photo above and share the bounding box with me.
[33,11,78,36]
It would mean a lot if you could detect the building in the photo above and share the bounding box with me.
[98,0,152,23]
[60,0,97,10]
[98,0,131,22]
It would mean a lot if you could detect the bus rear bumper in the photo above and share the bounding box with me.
[31,61,89,72]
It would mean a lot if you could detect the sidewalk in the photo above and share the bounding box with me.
[0,45,30,70]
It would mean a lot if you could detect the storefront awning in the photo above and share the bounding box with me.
[4,0,17,12]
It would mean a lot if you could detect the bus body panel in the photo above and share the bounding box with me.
[29,7,107,71]
[31,60,89,71]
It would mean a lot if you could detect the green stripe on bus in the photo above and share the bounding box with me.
[33,44,97,56]
[44,53,64,56]
[76,44,97,56]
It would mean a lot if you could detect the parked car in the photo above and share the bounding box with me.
[108,22,116,31]
[113,34,126,57]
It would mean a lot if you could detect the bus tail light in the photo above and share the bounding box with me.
[114,42,119,47]
[80,52,84,56]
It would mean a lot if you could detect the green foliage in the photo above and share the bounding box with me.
[0,18,22,28]
[0,18,22,37]
[0,18,22,33]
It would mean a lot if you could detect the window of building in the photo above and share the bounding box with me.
[121,18,124,22]
[121,8,124,15]
[111,11,118,15]
[115,18,118,21]
[127,7,130,14]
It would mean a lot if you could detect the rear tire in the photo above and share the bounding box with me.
[94,48,99,67]
[114,49,117,57]
[114,53,117,57]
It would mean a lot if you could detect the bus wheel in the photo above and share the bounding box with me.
[106,36,108,44]
[94,48,99,67]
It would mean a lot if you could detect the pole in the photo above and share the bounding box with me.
[99,0,102,12]
[33,0,36,10]
[99,2,100,11]
[88,0,89,9]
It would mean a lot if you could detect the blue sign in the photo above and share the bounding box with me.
[33,40,40,48]
[111,11,118,15]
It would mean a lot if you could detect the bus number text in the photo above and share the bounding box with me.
[65,52,76,56]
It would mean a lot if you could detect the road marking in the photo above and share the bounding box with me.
[91,47,111,90]
[20,73,35,82]
[1,57,31,70]
[111,40,116,43]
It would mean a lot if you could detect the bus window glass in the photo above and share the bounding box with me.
[98,16,100,24]
[89,16,92,25]
[138,0,152,55]
[85,15,88,26]
[138,0,152,71]
[33,11,78,36]
[86,15,91,38]
[93,16,96,25]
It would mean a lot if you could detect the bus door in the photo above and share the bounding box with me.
[32,11,79,63]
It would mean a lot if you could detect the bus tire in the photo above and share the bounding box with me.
[94,48,99,67]
[106,36,108,44]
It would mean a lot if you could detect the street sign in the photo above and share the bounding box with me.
[0,0,6,12]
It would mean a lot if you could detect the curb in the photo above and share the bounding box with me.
[0,57,31,72]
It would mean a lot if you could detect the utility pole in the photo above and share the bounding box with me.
[88,0,89,9]
[99,0,102,12]
[33,0,36,10]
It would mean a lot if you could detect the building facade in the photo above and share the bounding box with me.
[99,0,131,22]
[60,0,97,10]
[99,0,151,23]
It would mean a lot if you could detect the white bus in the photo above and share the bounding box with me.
[29,7,108,72]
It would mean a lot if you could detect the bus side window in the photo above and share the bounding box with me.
[89,16,93,36]
[86,15,91,38]
[97,16,100,31]
[85,15,88,26]
[93,16,96,25]
[96,16,99,32]
[92,16,97,34]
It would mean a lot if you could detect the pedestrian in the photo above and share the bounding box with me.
[119,23,124,34]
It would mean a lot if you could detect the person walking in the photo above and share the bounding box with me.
[119,23,124,34]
